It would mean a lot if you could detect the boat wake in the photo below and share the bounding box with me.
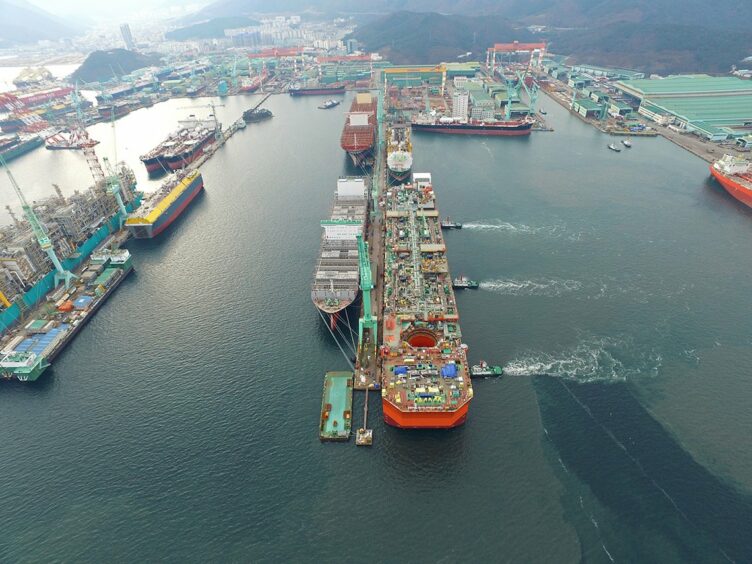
[502,336,662,383]
[479,278,582,297]
[462,219,551,235]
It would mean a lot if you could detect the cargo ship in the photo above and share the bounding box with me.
[0,249,133,382]
[710,155,752,208]
[380,172,473,428]
[311,177,368,329]
[386,123,413,182]
[139,118,218,174]
[289,82,346,96]
[240,71,269,93]
[0,134,43,162]
[340,93,376,167]
[411,116,534,136]
[125,170,204,238]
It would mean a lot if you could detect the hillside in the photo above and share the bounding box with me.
[549,23,752,74]
[165,16,260,41]
[350,12,533,65]
[187,0,752,29]
[1,0,81,44]
[70,49,162,83]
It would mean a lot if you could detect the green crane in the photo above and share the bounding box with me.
[0,153,76,289]
[515,70,539,114]
[356,233,377,346]
[101,157,130,228]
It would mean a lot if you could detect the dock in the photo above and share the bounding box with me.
[319,371,354,442]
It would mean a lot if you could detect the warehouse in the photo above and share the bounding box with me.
[614,75,752,139]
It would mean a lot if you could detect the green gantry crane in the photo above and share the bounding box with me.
[356,233,377,346]
[0,153,76,289]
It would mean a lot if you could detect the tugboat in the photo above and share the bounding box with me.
[470,360,503,378]
[621,137,632,148]
[607,143,621,152]
[440,216,462,229]
[540,109,547,115]
[234,119,247,130]
[243,107,273,123]
[318,99,341,110]
[452,275,479,289]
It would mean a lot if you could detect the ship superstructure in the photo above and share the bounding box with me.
[380,172,473,428]
[311,177,368,329]
[386,123,413,182]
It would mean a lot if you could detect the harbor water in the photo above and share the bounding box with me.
[1,91,751,562]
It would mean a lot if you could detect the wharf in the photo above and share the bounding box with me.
[0,245,134,382]
[319,371,354,442]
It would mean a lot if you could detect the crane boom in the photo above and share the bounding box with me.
[356,233,377,345]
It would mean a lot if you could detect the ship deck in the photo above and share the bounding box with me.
[379,175,473,422]
[127,171,200,222]
[311,181,369,313]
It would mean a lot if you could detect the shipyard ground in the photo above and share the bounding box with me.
[540,81,749,164]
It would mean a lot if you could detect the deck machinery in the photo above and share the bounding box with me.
[379,173,473,428]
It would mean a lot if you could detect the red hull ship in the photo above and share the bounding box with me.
[380,173,473,429]
[240,71,269,93]
[140,118,218,175]
[710,155,752,207]
[340,93,376,167]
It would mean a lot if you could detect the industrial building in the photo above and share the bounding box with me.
[615,75,752,140]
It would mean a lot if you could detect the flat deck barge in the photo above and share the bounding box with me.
[319,371,354,441]
[379,173,473,428]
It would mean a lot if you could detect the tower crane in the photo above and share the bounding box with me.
[71,82,105,183]
[0,153,76,289]
[515,70,539,114]
[101,157,130,228]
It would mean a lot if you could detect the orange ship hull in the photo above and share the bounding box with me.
[710,165,752,208]
[382,399,470,429]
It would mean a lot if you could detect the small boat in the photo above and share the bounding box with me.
[452,275,479,289]
[318,99,341,110]
[440,216,462,229]
[622,138,632,148]
[540,109,547,115]
[470,360,503,378]
[234,119,246,129]
[607,143,621,152]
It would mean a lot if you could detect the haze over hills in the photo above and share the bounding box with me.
[189,0,752,28]
[351,12,534,66]
[185,0,752,73]
[1,0,81,46]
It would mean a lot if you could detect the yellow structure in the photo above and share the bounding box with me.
[0,291,11,308]
[383,64,447,95]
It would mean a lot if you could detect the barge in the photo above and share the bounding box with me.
[319,371,353,441]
